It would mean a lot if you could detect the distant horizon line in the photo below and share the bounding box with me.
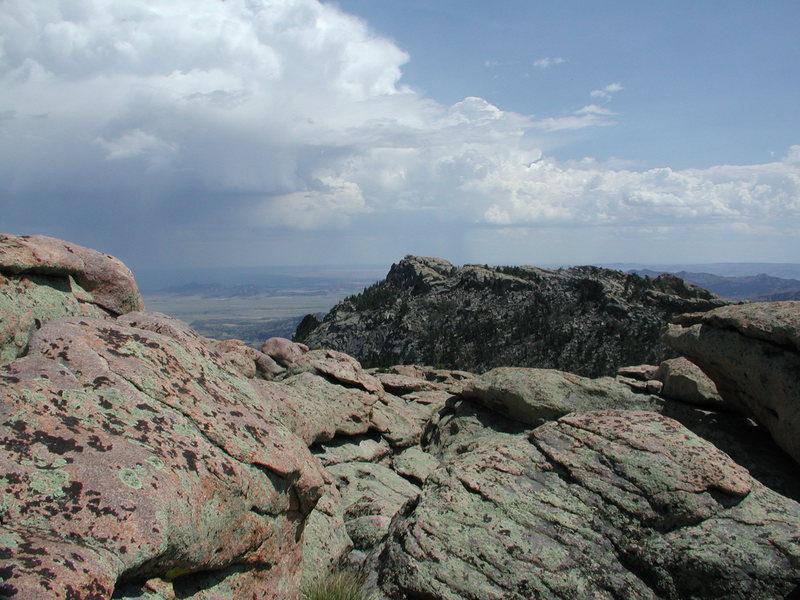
[133,260,800,293]
[135,259,800,271]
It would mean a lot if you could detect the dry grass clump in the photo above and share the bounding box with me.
[300,569,374,600]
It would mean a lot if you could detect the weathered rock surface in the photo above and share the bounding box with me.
[258,372,378,446]
[3,235,799,600]
[312,434,392,467]
[0,313,324,600]
[300,482,353,587]
[215,338,284,380]
[370,390,451,449]
[617,364,661,381]
[326,462,420,552]
[424,397,531,461]
[286,348,383,395]
[369,365,474,395]
[391,446,440,485]
[296,255,728,377]
[663,301,800,464]
[0,234,144,315]
[0,272,108,365]
[372,411,800,600]
[0,235,146,366]
[659,401,800,503]
[261,336,308,368]
[461,367,665,426]
[657,356,724,409]
[371,372,441,395]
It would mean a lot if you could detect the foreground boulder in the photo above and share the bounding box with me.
[656,356,724,409]
[0,234,145,365]
[372,410,800,600]
[663,301,800,464]
[461,367,664,425]
[0,313,324,599]
[0,234,144,315]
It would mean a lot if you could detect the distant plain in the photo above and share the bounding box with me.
[139,265,387,346]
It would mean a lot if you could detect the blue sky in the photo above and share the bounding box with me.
[1,0,798,271]
[335,0,800,169]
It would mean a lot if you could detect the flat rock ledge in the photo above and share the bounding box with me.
[461,367,665,425]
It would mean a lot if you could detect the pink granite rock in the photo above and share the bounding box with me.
[0,234,144,315]
[261,337,308,367]
[286,349,383,395]
[255,373,379,446]
[0,314,324,599]
[215,338,284,380]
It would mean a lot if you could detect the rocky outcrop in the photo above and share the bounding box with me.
[3,235,799,600]
[0,234,145,365]
[214,338,284,380]
[372,411,799,600]
[663,301,800,465]
[0,313,325,600]
[0,234,143,315]
[461,367,664,426]
[295,255,728,377]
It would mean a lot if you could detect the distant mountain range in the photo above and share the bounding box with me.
[629,270,800,301]
[602,262,800,280]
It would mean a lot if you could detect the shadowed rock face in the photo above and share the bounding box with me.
[663,301,800,465]
[0,313,325,600]
[296,255,728,377]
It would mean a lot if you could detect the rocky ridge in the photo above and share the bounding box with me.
[1,234,799,599]
[295,255,728,377]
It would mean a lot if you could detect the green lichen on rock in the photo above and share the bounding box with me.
[120,290,145,314]
[0,312,325,600]
[0,273,107,365]
[373,410,800,599]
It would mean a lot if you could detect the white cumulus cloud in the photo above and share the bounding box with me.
[533,57,565,69]
[590,82,624,100]
[478,155,800,227]
[0,0,797,266]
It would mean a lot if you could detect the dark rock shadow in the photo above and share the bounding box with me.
[661,400,800,502]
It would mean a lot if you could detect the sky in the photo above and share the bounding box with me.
[1,0,799,272]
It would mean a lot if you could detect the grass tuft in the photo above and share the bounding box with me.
[300,569,373,600]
